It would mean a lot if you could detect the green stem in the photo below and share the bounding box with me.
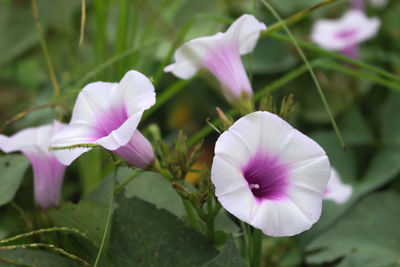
[94,166,118,267]
[206,197,215,242]
[182,199,202,232]
[251,229,263,267]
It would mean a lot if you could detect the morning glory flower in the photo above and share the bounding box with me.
[51,70,155,169]
[324,168,353,204]
[0,121,67,210]
[211,112,330,237]
[311,10,380,59]
[164,14,266,103]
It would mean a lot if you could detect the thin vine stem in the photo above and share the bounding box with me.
[94,165,118,267]
[0,227,96,247]
[0,243,90,267]
[31,0,60,99]
[260,0,346,150]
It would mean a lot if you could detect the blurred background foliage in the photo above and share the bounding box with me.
[0,0,400,266]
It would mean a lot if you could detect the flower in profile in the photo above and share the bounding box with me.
[0,121,67,210]
[164,14,266,103]
[324,168,353,204]
[211,112,330,237]
[311,10,380,59]
[51,70,155,169]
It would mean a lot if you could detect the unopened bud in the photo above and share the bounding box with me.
[216,107,233,130]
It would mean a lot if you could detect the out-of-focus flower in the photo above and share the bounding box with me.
[0,121,67,210]
[311,10,380,59]
[52,70,155,169]
[324,168,353,204]
[352,0,365,10]
[369,0,389,8]
[164,14,266,103]
[211,111,330,237]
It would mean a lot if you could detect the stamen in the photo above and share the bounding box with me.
[250,184,260,189]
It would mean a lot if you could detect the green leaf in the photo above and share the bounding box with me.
[122,171,186,217]
[381,92,400,147]
[203,236,247,267]
[306,192,400,266]
[0,248,81,267]
[246,37,297,74]
[109,195,218,266]
[339,107,374,146]
[0,155,30,207]
[47,201,107,246]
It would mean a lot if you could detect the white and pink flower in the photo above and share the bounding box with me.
[0,121,67,210]
[211,112,331,237]
[324,168,353,204]
[51,70,155,169]
[311,10,380,59]
[164,14,266,103]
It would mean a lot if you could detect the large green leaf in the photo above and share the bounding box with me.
[339,107,374,146]
[306,192,400,266]
[381,92,400,147]
[0,248,81,267]
[203,236,247,267]
[0,155,29,207]
[47,201,107,246]
[122,171,186,217]
[248,37,297,74]
[109,195,218,266]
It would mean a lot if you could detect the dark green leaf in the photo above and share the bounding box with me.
[109,195,218,266]
[47,201,107,246]
[122,171,186,217]
[307,192,400,266]
[203,236,247,267]
[381,92,400,147]
[0,155,29,207]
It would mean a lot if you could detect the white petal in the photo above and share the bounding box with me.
[279,127,329,171]
[51,124,94,165]
[250,199,313,237]
[70,81,116,125]
[324,168,353,204]
[224,14,267,55]
[165,14,266,79]
[95,112,143,150]
[217,186,255,223]
[211,155,249,196]
[110,70,156,115]
[286,157,330,223]
[0,124,54,153]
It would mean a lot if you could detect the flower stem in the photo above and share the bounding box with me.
[94,165,118,267]
[182,199,202,232]
[206,197,215,242]
[251,229,263,267]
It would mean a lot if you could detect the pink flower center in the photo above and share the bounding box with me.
[241,151,289,202]
[335,28,358,40]
[91,105,129,140]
